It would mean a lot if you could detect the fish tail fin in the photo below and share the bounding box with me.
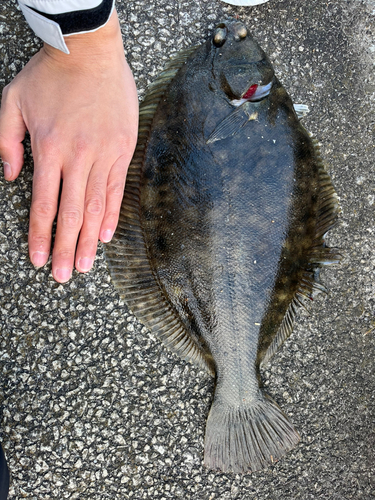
[204,392,299,473]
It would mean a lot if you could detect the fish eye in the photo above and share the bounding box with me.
[213,26,227,47]
[236,26,247,40]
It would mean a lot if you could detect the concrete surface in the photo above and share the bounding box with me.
[0,0,374,498]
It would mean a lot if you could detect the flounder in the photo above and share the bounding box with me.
[105,19,340,473]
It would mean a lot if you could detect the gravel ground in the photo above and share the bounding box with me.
[0,0,374,498]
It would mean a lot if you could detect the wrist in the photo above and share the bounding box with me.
[42,10,123,68]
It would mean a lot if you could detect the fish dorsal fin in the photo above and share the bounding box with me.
[141,46,198,107]
[261,140,341,366]
[105,47,215,376]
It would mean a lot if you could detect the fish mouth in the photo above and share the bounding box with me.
[231,81,273,107]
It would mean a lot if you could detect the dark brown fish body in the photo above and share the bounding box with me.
[106,20,339,473]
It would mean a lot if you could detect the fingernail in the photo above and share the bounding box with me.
[2,161,12,179]
[78,257,93,273]
[101,229,113,243]
[32,251,48,268]
[54,268,72,283]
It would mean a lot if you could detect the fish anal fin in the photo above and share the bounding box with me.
[204,392,299,473]
[310,143,341,250]
[261,139,341,366]
[261,298,299,367]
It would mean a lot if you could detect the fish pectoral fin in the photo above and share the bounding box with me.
[206,104,258,144]
[293,103,310,119]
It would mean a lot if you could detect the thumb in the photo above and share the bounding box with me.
[0,84,27,181]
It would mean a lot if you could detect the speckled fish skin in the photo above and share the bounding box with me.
[105,19,340,474]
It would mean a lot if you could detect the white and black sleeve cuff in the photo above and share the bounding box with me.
[18,0,115,54]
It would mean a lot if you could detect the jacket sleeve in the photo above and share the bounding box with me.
[17,0,115,54]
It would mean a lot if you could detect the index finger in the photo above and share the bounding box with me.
[28,149,60,268]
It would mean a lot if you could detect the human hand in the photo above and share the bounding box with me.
[0,10,138,283]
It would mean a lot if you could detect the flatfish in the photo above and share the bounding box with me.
[105,19,340,473]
